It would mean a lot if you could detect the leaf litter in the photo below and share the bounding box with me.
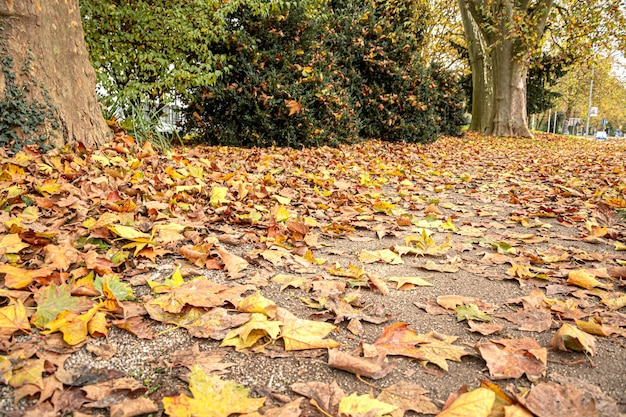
[0,133,625,415]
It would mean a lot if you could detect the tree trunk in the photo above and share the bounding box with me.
[0,0,109,150]
[489,40,533,137]
[458,0,492,133]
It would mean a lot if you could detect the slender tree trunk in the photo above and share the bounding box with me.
[0,0,109,149]
[489,40,533,137]
[458,0,492,133]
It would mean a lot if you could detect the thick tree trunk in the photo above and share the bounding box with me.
[0,0,109,149]
[458,0,492,133]
[489,41,533,137]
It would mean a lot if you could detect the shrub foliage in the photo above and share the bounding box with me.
[184,0,466,147]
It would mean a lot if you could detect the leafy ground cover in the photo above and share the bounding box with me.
[0,132,625,416]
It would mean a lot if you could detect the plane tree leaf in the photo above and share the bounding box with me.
[437,388,495,417]
[162,366,265,417]
[475,338,547,382]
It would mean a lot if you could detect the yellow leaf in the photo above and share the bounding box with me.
[285,99,302,116]
[43,303,101,346]
[210,186,229,207]
[0,234,29,253]
[0,299,31,335]
[338,393,397,417]
[567,269,612,290]
[358,249,403,265]
[88,311,109,337]
[221,313,281,351]
[388,276,433,290]
[237,292,278,318]
[21,206,39,222]
[615,241,626,251]
[8,359,45,389]
[437,388,495,417]
[574,317,615,337]
[108,224,153,242]
[278,309,339,351]
[0,264,50,289]
[549,323,597,356]
[188,165,204,179]
[274,204,291,222]
[273,195,291,205]
[36,179,61,196]
[162,366,265,417]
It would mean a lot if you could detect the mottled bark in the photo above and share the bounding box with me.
[489,40,533,137]
[458,0,492,133]
[457,0,554,138]
[0,0,109,149]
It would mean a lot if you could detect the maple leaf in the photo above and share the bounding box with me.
[0,299,31,335]
[209,186,229,207]
[374,323,468,371]
[0,233,29,253]
[95,274,134,302]
[43,303,102,345]
[8,358,45,389]
[284,99,302,116]
[221,313,281,351]
[377,381,439,416]
[214,246,249,275]
[162,366,265,417]
[147,278,252,314]
[358,249,403,264]
[475,338,547,382]
[387,276,433,290]
[0,264,51,289]
[455,304,492,322]
[549,323,597,356]
[31,282,83,328]
[567,269,612,290]
[437,388,495,417]
[338,393,397,417]
[236,291,278,318]
[277,308,340,351]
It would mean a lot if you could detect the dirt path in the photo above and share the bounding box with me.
[0,133,625,416]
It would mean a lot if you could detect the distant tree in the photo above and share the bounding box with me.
[1,0,109,150]
[456,0,626,137]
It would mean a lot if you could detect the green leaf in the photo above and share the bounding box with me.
[31,283,80,328]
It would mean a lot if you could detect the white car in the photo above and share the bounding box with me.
[595,131,608,140]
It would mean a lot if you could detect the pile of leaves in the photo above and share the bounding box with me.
[0,132,625,416]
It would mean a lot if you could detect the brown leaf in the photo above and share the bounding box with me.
[467,320,504,335]
[81,377,144,401]
[291,380,345,416]
[496,307,553,332]
[517,381,599,417]
[214,246,249,274]
[377,381,439,417]
[475,338,547,382]
[327,348,395,380]
[110,397,159,417]
[548,323,597,356]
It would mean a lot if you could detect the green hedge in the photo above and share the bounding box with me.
[184,0,466,147]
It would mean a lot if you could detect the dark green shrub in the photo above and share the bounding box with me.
[185,0,466,147]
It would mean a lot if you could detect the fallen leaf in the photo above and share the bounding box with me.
[110,397,159,417]
[327,348,394,380]
[517,381,598,417]
[475,338,547,382]
[437,387,495,417]
[162,366,265,416]
[377,381,439,417]
[549,323,597,356]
